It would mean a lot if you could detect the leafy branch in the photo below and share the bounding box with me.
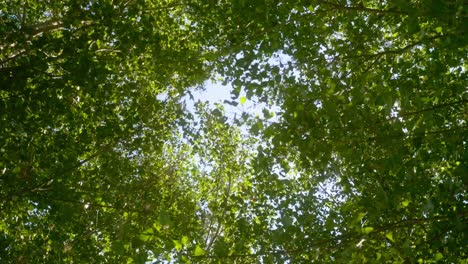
[317,0,408,16]
[190,210,468,259]
[342,35,442,78]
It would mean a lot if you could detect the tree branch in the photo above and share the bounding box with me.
[188,210,468,259]
[317,0,407,16]
[26,20,64,35]
[398,99,468,119]
[339,35,442,67]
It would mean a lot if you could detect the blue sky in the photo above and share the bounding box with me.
[184,79,281,125]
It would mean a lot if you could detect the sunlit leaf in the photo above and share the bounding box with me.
[385,232,394,243]
[401,200,410,207]
[194,245,206,256]
[181,236,189,246]
[362,227,374,234]
[173,240,182,251]
[240,96,247,105]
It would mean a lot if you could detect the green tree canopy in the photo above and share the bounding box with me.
[1,0,467,263]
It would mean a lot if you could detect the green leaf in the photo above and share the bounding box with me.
[173,240,182,251]
[224,99,238,106]
[12,167,21,174]
[362,227,374,234]
[401,200,410,208]
[262,108,274,119]
[181,236,189,246]
[194,245,206,256]
[239,96,247,105]
[139,228,153,242]
[385,232,394,242]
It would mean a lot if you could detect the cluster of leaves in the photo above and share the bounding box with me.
[1,0,467,263]
[0,0,209,262]
[206,0,468,262]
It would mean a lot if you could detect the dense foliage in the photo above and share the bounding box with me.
[1,0,467,263]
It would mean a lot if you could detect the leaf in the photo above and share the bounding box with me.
[12,167,21,174]
[139,228,153,242]
[239,96,247,105]
[194,245,206,256]
[250,120,263,135]
[401,200,410,208]
[223,99,238,106]
[362,227,374,234]
[181,236,189,246]
[262,108,274,119]
[385,232,394,242]
[173,240,182,251]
